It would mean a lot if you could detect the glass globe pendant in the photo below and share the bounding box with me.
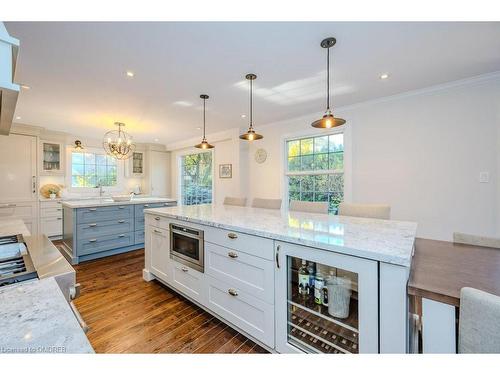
[311,37,346,129]
[103,122,136,160]
[195,94,214,149]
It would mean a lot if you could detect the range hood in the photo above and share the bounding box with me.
[0,22,19,136]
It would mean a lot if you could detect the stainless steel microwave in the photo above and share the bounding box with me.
[169,223,204,273]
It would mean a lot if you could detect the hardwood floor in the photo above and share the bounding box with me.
[70,248,269,354]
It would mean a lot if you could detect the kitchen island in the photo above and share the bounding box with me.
[60,197,176,264]
[142,204,417,354]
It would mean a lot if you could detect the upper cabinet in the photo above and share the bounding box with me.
[125,151,145,177]
[40,140,64,175]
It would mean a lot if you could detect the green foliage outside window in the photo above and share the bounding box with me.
[71,152,117,188]
[286,134,344,213]
[181,152,213,205]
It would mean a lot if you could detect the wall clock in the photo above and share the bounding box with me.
[255,148,267,164]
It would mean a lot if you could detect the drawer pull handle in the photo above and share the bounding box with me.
[118,206,125,209]
[57,208,62,211]
[88,208,97,212]
[181,267,189,272]
[57,217,62,220]
[118,220,125,223]
[228,251,238,259]
[88,223,97,227]
[153,229,162,233]
[227,233,238,239]
[144,204,149,207]
[89,239,97,243]
[228,288,238,297]
[0,203,16,208]
[118,234,125,238]
[154,217,161,221]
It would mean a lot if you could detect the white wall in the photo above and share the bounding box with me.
[244,74,500,241]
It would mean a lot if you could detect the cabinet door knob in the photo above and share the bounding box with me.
[228,288,238,297]
[228,251,238,259]
[227,233,238,239]
[181,267,189,272]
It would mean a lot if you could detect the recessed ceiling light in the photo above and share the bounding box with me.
[154,138,159,142]
[126,71,134,78]
[20,84,30,90]
[241,114,246,118]
[15,116,21,120]
[380,73,389,80]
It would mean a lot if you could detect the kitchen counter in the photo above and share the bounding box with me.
[408,238,500,306]
[144,204,417,266]
[0,218,31,236]
[61,196,176,209]
[0,277,93,354]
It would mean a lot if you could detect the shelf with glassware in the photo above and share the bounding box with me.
[39,140,64,175]
[275,241,379,354]
[125,151,145,177]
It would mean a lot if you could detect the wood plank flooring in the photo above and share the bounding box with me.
[70,248,269,353]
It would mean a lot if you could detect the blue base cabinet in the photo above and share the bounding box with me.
[61,201,175,264]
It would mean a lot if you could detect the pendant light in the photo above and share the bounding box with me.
[239,73,263,141]
[103,122,136,160]
[195,94,214,149]
[311,37,346,129]
[74,140,84,150]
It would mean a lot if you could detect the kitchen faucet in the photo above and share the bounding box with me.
[95,184,105,197]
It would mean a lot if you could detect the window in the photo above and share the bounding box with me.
[71,151,117,188]
[180,151,213,205]
[286,133,344,213]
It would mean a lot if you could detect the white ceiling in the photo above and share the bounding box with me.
[6,22,500,144]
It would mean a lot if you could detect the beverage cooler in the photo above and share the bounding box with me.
[275,241,379,353]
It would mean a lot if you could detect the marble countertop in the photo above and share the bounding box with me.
[62,196,177,208]
[145,204,418,267]
[0,219,31,237]
[0,277,94,354]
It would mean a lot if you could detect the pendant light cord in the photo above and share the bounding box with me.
[327,46,330,111]
[203,97,206,138]
[249,78,253,128]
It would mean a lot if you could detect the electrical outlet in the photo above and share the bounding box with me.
[479,171,490,183]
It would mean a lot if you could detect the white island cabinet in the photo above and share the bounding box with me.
[143,204,417,353]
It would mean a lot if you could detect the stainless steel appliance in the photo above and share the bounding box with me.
[0,234,38,287]
[170,223,204,272]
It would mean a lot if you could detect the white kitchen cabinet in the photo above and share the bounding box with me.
[39,140,64,175]
[39,200,63,238]
[170,259,205,305]
[275,241,379,354]
[145,225,170,283]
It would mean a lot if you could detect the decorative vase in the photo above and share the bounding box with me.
[49,193,56,200]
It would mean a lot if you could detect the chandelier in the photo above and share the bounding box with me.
[103,122,136,160]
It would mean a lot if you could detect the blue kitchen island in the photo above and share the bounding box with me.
[60,197,176,264]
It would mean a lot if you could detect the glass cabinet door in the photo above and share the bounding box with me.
[41,141,63,173]
[132,152,143,174]
[275,242,379,354]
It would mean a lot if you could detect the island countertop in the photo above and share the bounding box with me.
[144,204,418,267]
[0,277,94,354]
[61,196,177,209]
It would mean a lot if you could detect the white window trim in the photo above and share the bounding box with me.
[177,148,215,205]
[65,145,125,194]
[281,125,351,211]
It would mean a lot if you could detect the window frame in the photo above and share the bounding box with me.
[65,146,124,193]
[283,127,347,213]
[177,148,215,206]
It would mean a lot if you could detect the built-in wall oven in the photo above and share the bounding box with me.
[170,223,204,272]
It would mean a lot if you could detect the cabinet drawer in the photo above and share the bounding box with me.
[135,216,145,231]
[40,200,62,209]
[77,232,134,256]
[41,216,63,237]
[204,227,273,260]
[135,230,145,244]
[205,275,274,347]
[145,214,170,230]
[135,202,172,217]
[77,218,134,239]
[76,205,133,223]
[41,207,63,218]
[205,242,274,304]
[0,202,36,219]
[170,260,204,305]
